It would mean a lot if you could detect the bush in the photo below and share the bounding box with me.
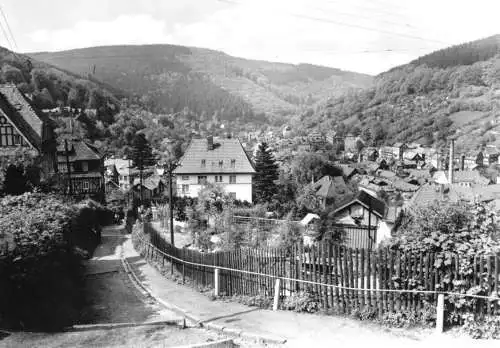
[0,193,86,330]
[379,304,435,328]
[461,314,500,339]
[281,291,320,313]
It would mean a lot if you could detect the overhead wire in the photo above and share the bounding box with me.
[217,0,450,47]
[0,16,13,51]
[0,5,18,50]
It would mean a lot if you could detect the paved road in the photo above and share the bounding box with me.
[78,225,180,325]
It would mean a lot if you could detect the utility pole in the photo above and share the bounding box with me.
[165,160,179,246]
[64,139,73,195]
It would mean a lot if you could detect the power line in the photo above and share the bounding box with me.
[302,47,435,54]
[0,17,13,51]
[316,4,417,30]
[217,0,450,46]
[0,5,18,50]
[293,14,450,46]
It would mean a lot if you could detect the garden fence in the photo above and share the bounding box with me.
[136,222,500,321]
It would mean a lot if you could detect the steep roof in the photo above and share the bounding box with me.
[0,84,49,150]
[334,190,386,218]
[407,183,460,210]
[311,175,352,198]
[57,140,102,162]
[134,174,165,191]
[174,138,256,174]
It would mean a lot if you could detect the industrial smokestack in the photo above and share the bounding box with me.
[449,139,454,184]
[207,136,214,150]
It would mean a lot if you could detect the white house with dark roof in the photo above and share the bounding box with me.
[174,136,256,202]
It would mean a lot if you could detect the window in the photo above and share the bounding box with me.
[181,175,190,180]
[13,134,21,145]
[198,176,207,184]
[215,175,223,183]
[218,160,223,168]
[83,181,90,191]
[73,162,82,172]
[201,159,206,168]
[229,175,236,184]
[0,124,15,146]
[230,159,236,168]
[182,184,189,193]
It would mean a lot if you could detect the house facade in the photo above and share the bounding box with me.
[174,136,256,203]
[56,140,104,201]
[0,84,57,176]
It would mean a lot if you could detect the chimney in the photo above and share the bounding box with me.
[461,154,465,171]
[448,139,454,184]
[207,136,214,150]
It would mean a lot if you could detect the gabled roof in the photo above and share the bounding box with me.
[407,183,460,210]
[57,140,102,162]
[174,138,256,174]
[484,146,499,156]
[134,174,165,191]
[334,190,386,218]
[0,84,49,150]
[311,175,351,198]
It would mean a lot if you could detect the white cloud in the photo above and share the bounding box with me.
[28,14,171,51]
[24,0,500,74]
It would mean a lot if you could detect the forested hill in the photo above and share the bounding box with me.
[307,34,500,153]
[0,46,121,122]
[29,45,372,125]
[409,34,500,69]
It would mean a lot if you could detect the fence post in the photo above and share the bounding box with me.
[436,294,444,334]
[273,278,281,311]
[182,263,186,284]
[214,268,220,297]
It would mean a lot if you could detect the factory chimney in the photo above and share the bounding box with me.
[448,139,454,184]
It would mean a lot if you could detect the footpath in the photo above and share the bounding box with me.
[121,234,496,348]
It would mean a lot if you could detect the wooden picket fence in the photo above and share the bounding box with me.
[138,222,500,319]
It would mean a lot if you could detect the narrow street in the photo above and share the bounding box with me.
[0,226,237,348]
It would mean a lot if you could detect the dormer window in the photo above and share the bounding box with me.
[230,159,236,168]
[201,159,206,168]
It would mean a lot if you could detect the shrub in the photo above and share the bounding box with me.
[281,291,320,313]
[379,303,435,328]
[0,193,86,330]
[230,294,273,309]
[461,314,500,339]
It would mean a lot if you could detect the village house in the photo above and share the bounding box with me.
[344,133,358,152]
[0,84,57,176]
[331,191,391,249]
[174,136,255,202]
[56,140,104,201]
[360,147,379,162]
[484,145,499,165]
[132,174,166,203]
[380,142,407,161]
[308,131,326,147]
[308,175,354,210]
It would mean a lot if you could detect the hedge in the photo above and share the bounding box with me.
[0,193,109,330]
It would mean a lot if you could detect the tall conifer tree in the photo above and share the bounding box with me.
[253,142,279,203]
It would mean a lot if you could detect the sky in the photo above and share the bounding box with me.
[2,0,500,74]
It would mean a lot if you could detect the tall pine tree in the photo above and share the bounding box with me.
[130,133,156,203]
[253,142,279,203]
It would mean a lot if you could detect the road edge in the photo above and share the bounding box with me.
[121,254,287,345]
